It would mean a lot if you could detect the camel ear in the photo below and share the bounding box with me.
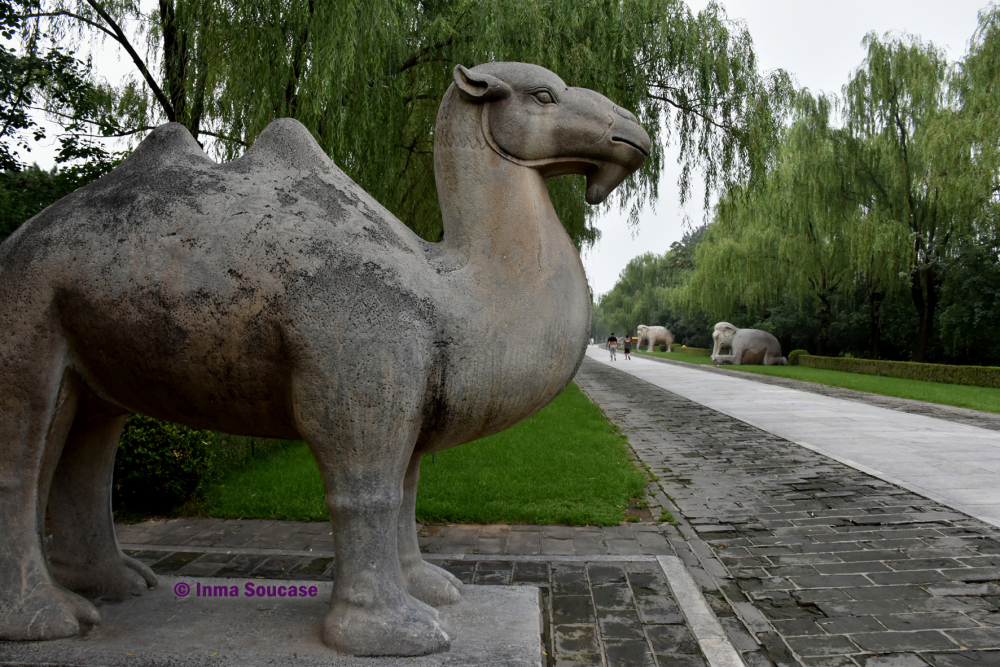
[453,65,512,102]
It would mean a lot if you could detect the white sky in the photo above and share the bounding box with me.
[583,0,991,298]
[16,1,991,298]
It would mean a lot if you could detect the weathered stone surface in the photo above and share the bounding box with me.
[0,579,543,666]
[711,322,787,365]
[637,324,674,353]
[0,61,648,656]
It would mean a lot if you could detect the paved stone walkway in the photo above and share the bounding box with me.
[115,518,743,667]
[588,348,1000,527]
[108,356,1000,667]
[576,356,1000,666]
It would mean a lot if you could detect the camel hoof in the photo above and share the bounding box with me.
[323,600,450,656]
[0,585,94,641]
[405,561,464,607]
[123,555,159,589]
[50,554,155,600]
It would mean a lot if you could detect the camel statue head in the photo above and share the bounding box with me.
[449,62,650,204]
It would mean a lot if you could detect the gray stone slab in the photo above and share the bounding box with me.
[0,578,542,667]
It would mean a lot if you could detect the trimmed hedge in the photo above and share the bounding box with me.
[797,354,1000,388]
[788,349,809,366]
[113,415,296,514]
[675,346,712,357]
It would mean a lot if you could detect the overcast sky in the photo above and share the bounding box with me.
[16,1,992,298]
[583,0,991,298]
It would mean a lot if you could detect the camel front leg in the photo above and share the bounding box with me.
[315,444,450,656]
[398,452,464,606]
[295,363,450,658]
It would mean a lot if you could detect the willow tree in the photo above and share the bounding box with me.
[675,92,862,355]
[23,0,790,246]
[594,225,708,343]
[843,31,998,362]
[598,252,679,336]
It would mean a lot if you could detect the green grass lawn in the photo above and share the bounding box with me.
[633,346,1000,413]
[191,383,649,525]
[724,364,1000,413]
[632,348,713,364]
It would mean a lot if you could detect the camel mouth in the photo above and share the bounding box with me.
[612,136,648,157]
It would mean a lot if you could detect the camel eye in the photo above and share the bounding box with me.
[531,90,555,105]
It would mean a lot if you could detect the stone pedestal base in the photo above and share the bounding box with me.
[0,577,542,666]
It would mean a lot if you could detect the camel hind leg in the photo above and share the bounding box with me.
[47,389,157,600]
[398,452,464,606]
[0,361,100,640]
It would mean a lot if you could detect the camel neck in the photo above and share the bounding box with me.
[433,89,560,268]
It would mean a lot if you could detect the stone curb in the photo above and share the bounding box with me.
[659,556,746,667]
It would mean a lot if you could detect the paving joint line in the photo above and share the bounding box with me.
[120,543,663,562]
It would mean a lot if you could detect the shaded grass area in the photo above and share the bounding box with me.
[192,383,649,525]
[632,349,714,364]
[725,364,1000,414]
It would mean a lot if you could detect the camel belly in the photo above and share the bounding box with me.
[56,285,298,438]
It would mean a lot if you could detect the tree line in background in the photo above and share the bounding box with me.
[0,0,790,248]
[596,8,1000,366]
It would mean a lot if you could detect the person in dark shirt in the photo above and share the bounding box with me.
[606,332,618,361]
[623,332,632,360]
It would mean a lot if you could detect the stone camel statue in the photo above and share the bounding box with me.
[0,62,649,656]
[636,324,674,352]
[711,322,787,366]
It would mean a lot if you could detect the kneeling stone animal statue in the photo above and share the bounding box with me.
[0,62,649,656]
[711,322,787,366]
[636,324,674,353]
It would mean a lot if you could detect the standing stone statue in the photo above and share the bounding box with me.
[637,324,674,353]
[0,62,648,656]
[711,322,787,366]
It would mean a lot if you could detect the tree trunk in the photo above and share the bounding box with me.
[160,0,187,126]
[868,288,884,359]
[815,292,832,357]
[910,266,939,363]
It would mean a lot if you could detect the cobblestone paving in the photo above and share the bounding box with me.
[123,546,713,667]
[576,357,1000,666]
[633,353,1000,433]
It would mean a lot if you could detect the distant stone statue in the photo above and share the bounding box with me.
[711,322,787,366]
[637,324,674,352]
[0,62,648,656]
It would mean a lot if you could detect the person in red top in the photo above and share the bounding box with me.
[606,332,618,361]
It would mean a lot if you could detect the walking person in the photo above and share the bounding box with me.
[606,332,618,361]
[623,332,632,360]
